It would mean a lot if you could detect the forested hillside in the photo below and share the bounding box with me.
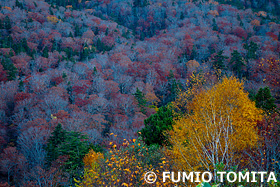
[0,0,279,186]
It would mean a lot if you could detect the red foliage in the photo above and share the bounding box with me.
[233,26,247,39]
[224,35,239,45]
[0,147,27,184]
[101,36,115,47]
[64,12,71,18]
[0,182,12,187]
[50,76,63,85]
[11,54,32,75]
[266,32,278,41]
[0,64,7,82]
[183,33,194,55]
[75,97,89,107]
[99,24,107,32]
[28,12,46,24]
[14,92,33,103]
[105,80,120,98]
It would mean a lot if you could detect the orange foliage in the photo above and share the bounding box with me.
[3,6,12,11]
[83,149,104,167]
[257,11,267,17]
[208,10,219,17]
[251,19,260,26]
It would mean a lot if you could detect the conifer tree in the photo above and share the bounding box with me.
[45,124,90,179]
[212,50,228,70]
[105,28,109,36]
[254,87,276,112]
[140,104,176,146]
[96,38,103,52]
[243,41,258,60]
[180,12,184,20]
[45,123,66,166]
[57,131,89,174]
[230,50,245,78]
[212,18,218,31]
[133,88,147,114]
[4,16,11,30]
[1,58,18,80]
[42,47,49,58]
[133,0,148,7]
[18,80,24,92]
[167,70,180,103]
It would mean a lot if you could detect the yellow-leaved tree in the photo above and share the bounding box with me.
[75,137,174,187]
[168,77,263,173]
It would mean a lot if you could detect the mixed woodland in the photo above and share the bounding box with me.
[0,0,279,186]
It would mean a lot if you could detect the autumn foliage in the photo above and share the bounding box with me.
[76,137,174,187]
[169,77,263,172]
[0,0,279,186]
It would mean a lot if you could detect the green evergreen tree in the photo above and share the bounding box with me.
[9,49,14,57]
[140,32,145,41]
[133,88,147,114]
[180,12,184,20]
[237,14,244,27]
[93,66,97,76]
[45,124,91,179]
[189,46,197,60]
[0,19,3,29]
[167,70,180,103]
[94,27,99,35]
[254,87,277,112]
[140,104,177,146]
[96,38,103,52]
[16,38,30,54]
[42,47,49,58]
[62,71,67,79]
[243,41,259,60]
[69,32,74,38]
[57,131,89,174]
[240,20,244,27]
[133,0,148,7]
[1,58,18,80]
[18,80,24,92]
[237,14,241,21]
[49,7,54,15]
[229,50,245,78]
[16,0,24,9]
[105,28,109,36]
[212,18,218,31]
[212,50,228,70]
[74,24,81,37]
[4,16,11,30]
[45,123,67,166]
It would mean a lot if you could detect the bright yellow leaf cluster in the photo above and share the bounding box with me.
[172,72,207,114]
[47,15,59,23]
[76,139,174,186]
[83,149,104,167]
[169,77,263,172]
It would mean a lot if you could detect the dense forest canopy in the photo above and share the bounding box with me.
[0,0,279,186]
